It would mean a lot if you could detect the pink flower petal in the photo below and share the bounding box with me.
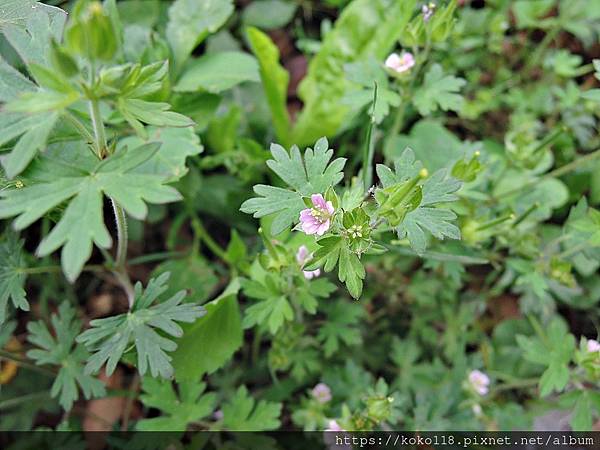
[311,193,327,209]
[296,245,310,264]
[325,200,335,215]
[300,209,313,220]
[316,220,330,236]
[302,220,319,235]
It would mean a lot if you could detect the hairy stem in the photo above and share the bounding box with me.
[87,94,135,307]
[64,111,96,146]
[111,198,135,307]
[88,99,107,158]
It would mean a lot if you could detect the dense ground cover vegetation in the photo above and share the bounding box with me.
[0,0,600,438]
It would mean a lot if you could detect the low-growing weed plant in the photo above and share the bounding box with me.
[0,0,599,437]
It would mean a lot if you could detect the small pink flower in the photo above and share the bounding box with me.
[468,370,490,396]
[422,2,436,22]
[299,194,334,236]
[213,409,224,420]
[296,245,321,279]
[587,339,600,353]
[325,419,344,432]
[385,52,415,74]
[311,383,332,403]
[323,419,351,450]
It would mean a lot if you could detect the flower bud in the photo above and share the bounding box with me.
[65,1,117,62]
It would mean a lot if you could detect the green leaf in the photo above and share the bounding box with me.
[171,280,243,381]
[413,64,466,116]
[118,127,204,182]
[26,303,106,410]
[118,99,195,137]
[151,255,218,303]
[383,120,464,172]
[377,148,423,187]
[0,143,183,281]
[246,26,291,145]
[221,386,281,431]
[0,112,58,179]
[241,275,294,334]
[582,89,600,101]
[0,232,29,324]
[76,272,206,379]
[516,318,575,397]
[291,0,416,146]
[240,137,346,235]
[136,377,216,431]
[342,59,400,124]
[242,0,297,30]
[243,294,293,335]
[571,392,593,431]
[308,236,366,299]
[338,246,366,299]
[0,56,36,101]
[166,0,234,70]
[378,149,462,254]
[1,0,67,69]
[398,207,461,255]
[317,300,363,357]
[174,51,259,93]
[512,0,555,29]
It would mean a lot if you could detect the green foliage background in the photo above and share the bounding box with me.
[0,0,600,437]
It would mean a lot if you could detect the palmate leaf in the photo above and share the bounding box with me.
[0,58,62,178]
[0,143,182,281]
[317,300,363,357]
[240,137,346,235]
[378,149,462,255]
[26,303,106,410]
[136,377,216,431]
[306,236,366,299]
[0,0,67,68]
[516,318,575,397]
[220,386,282,431]
[413,64,466,116]
[241,277,293,334]
[0,231,28,324]
[76,272,206,379]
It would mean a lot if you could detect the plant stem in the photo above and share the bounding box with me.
[110,200,135,307]
[111,199,128,269]
[525,26,560,74]
[88,99,107,158]
[362,83,378,191]
[121,374,140,431]
[64,111,96,146]
[557,241,589,260]
[0,349,55,377]
[127,251,187,266]
[18,264,104,275]
[0,392,50,410]
[390,100,407,137]
[190,213,228,262]
[87,92,135,307]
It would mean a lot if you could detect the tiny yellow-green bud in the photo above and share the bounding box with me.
[419,168,429,178]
